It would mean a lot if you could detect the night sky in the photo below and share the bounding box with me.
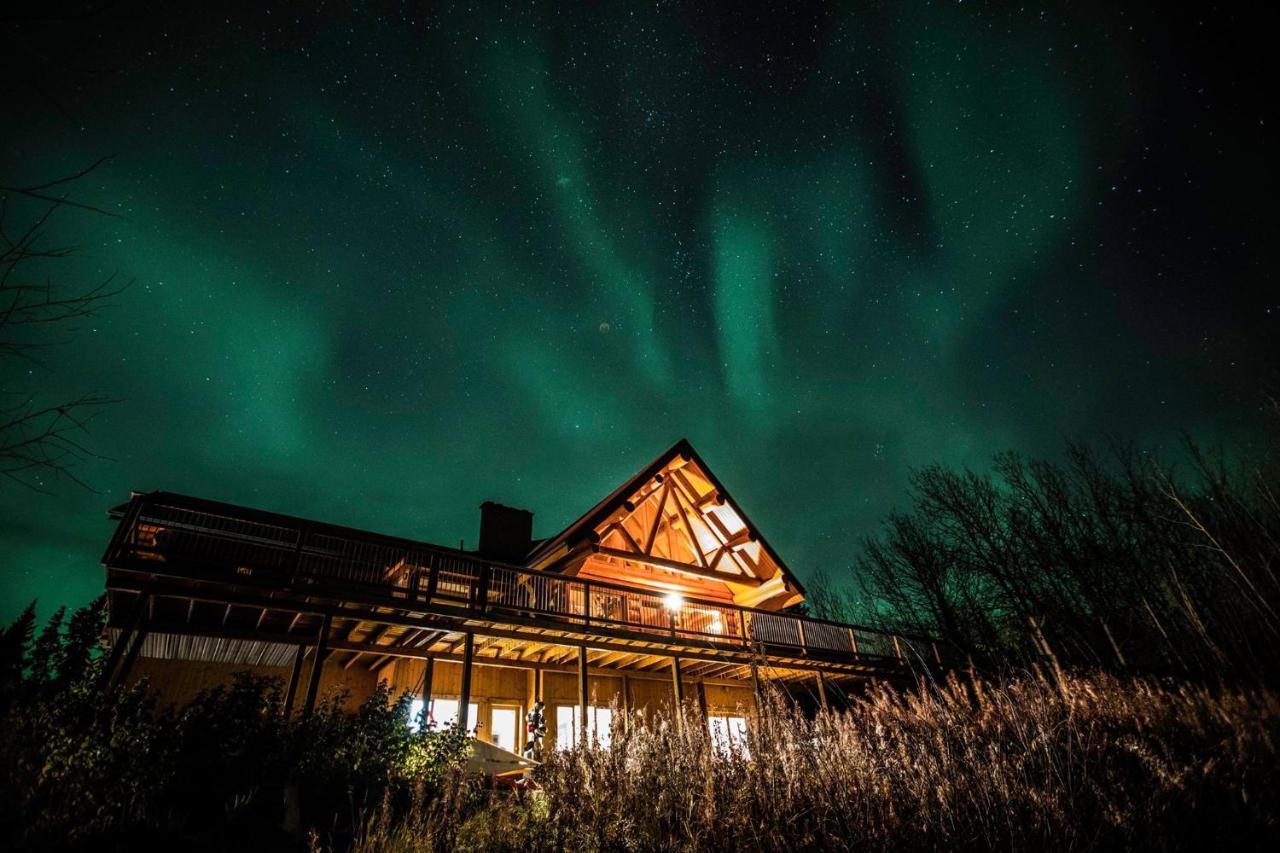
[1,2,1275,623]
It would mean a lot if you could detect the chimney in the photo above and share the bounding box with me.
[477,501,533,563]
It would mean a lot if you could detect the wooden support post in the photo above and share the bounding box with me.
[796,619,807,653]
[114,615,151,690]
[282,644,305,718]
[816,673,829,711]
[459,632,474,733]
[892,634,904,661]
[847,627,859,655]
[578,645,589,747]
[98,593,148,690]
[420,655,435,714]
[621,674,631,730]
[670,656,685,728]
[301,613,332,718]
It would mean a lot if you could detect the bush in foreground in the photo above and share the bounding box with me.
[0,600,471,851]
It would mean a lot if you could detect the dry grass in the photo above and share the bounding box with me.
[352,670,1280,853]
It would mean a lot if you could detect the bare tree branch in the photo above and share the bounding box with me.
[0,159,126,493]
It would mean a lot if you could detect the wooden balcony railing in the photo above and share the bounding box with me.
[104,492,945,667]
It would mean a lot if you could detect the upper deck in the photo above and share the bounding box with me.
[102,491,945,682]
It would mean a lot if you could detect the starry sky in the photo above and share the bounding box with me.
[1,2,1274,623]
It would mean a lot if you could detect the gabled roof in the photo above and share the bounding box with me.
[525,439,806,607]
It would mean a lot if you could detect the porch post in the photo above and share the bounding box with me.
[282,643,305,717]
[670,656,685,730]
[98,592,149,690]
[458,632,475,732]
[578,645,589,747]
[113,609,151,689]
[301,612,332,718]
[750,661,761,707]
[420,655,435,720]
[816,672,829,711]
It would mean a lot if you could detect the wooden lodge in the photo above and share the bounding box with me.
[98,439,941,756]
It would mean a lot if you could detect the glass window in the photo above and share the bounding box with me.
[708,714,749,756]
[408,698,479,733]
[555,705,614,750]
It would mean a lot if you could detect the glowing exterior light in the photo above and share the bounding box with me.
[663,592,684,610]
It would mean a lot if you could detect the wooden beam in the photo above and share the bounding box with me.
[606,521,645,556]
[671,469,716,510]
[643,482,671,556]
[594,545,764,587]
[106,577,887,677]
[123,619,775,687]
[669,485,709,569]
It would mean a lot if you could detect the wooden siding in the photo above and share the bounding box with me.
[127,656,377,712]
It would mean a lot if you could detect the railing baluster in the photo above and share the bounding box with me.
[475,562,491,612]
[424,555,439,603]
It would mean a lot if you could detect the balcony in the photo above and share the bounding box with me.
[103,492,944,671]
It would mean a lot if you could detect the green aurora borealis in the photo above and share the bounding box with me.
[1,3,1274,621]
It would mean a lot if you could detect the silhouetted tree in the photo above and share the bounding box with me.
[855,424,1280,682]
[0,158,127,492]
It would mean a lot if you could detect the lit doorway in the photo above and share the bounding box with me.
[490,705,522,753]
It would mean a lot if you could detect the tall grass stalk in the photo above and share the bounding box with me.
[353,671,1279,852]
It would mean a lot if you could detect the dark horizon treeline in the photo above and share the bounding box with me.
[811,409,1280,682]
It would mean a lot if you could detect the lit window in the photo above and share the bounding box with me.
[408,698,478,733]
[555,705,614,750]
[708,714,749,756]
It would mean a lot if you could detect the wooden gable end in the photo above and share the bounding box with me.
[526,440,804,611]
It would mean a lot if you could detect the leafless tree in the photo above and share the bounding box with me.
[855,430,1280,683]
[0,157,128,492]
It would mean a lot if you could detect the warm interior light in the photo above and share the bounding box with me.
[663,592,684,610]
